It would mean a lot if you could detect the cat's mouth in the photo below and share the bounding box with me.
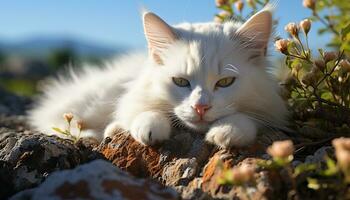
[192,119,210,124]
[184,119,211,132]
[172,111,212,132]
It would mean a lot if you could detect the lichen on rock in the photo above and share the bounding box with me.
[0,121,102,199]
[10,159,179,200]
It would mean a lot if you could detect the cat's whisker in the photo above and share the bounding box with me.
[223,64,239,74]
[199,54,206,65]
[241,110,286,132]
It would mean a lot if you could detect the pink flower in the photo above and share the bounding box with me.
[303,0,316,10]
[285,23,299,37]
[275,39,290,54]
[216,0,228,7]
[332,138,350,172]
[63,113,74,123]
[267,140,294,159]
[235,1,244,12]
[299,19,312,35]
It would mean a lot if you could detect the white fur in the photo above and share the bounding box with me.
[28,8,287,148]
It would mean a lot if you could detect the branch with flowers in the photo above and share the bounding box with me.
[52,112,84,143]
[217,139,350,199]
[274,0,350,137]
[214,0,270,23]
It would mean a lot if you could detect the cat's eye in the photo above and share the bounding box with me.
[215,77,236,88]
[172,77,190,87]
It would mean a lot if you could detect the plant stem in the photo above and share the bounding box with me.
[312,92,350,112]
[241,186,252,200]
[305,34,310,53]
[287,54,312,64]
[295,36,307,58]
[315,51,344,88]
[313,11,339,36]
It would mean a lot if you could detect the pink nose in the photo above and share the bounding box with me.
[193,104,211,117]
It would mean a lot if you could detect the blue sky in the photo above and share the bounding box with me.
[0,0,329,50]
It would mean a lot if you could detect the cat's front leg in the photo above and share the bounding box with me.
[104,121,123,138]
[104,111,171,145]
[205,113,257,148]
[129,111,171,145]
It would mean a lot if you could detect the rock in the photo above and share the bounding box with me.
[97,129,212,181]
[201,150,235,199]
[304,146,334,164]
[200,150,287,200]
[98,128,290,199]
[0,160,15,198]
[10,159,179,200]
[0,125,101,199]
[162,158,198,187]
[177,178,209,200]
[0,87,31,116]
[0,95,296,200]
[0,115,28,130]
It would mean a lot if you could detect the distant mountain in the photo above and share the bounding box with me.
[0,36,127,58]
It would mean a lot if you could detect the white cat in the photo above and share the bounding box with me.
[28,7,287,148]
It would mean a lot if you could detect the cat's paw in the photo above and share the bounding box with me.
[104,121,123,138]
[130,111,171,145]
[205,114,257,148]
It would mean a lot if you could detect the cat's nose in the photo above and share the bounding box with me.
[192,104,211,117]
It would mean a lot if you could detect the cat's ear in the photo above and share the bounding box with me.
[143,12,178,65]
[235,9,272,56]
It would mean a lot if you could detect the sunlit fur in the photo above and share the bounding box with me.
[29,8,287,148]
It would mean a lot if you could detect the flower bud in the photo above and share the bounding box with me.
[299,19,311,35]
[332,138,350,172]
[231,164,255,184]
[235,0,244,12]
[246,0,255,8]
[323,51,337,63]
[275,39,290,54]
[63,113,74,123]
[76,120,84,131]
[285,23,299,37]
[303,0,315,10]
[216,0,228,7]
[267,140,294,159]
[339,59,350,73]
[314,59,326,71]
[214,16,223,23]
[214,11,231,23]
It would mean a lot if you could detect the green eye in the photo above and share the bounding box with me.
[172,77,190,87]
[215,77,235,88]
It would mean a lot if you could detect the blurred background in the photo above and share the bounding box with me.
[0,0,330,96]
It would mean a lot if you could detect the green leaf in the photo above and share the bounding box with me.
[217,5,233,14]
[320,156,339,176]
[273,156,293,167]
[318,28,330,35]
[257,159,274,169]
[341,23,350,40]
[307,177,320,190]
[217,170,234,185]
[294,163,317,177]
[52,127,69,135]
[321,92,333,101]
[318,48,324,57]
